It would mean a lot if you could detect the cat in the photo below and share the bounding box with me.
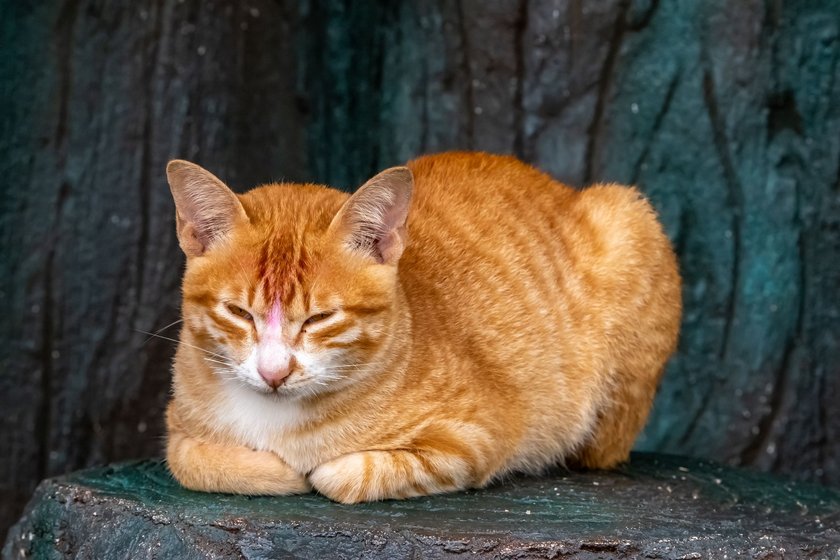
[164,151,682,503]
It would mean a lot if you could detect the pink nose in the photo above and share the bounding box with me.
[258,364,292,389]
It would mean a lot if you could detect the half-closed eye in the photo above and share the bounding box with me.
[225,303,254,322]
[303,310,337,328]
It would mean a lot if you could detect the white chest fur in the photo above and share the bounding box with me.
[211,381,311,459]
[209,380,378,474]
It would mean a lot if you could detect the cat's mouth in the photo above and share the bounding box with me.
[212,355,349,399]
[240,372,327,399]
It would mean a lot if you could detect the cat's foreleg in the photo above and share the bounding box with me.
[308,449,478,503]
[166,430,310,495]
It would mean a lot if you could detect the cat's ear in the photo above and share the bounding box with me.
[166,160,249,257]
[328,166,414,265]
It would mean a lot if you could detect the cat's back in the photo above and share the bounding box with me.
[401,151,679,361]
[403,151,574,295]
[406,151,571,233]
[400,152,581,369]
[404,151,674,292]
[402,152,584,302]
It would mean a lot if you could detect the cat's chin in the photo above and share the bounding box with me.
[223,376,335,402]
[248,384,307,400]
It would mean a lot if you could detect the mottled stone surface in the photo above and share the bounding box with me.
[5,453,840,559]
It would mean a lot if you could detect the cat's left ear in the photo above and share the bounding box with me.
[328,166,414,265]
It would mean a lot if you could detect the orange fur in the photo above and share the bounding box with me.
[164,152,682,503]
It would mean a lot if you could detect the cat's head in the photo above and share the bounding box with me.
[166,160,413,400]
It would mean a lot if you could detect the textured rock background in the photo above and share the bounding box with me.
[5,454,840,558]
[2,0,839,541]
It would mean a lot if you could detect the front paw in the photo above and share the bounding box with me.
[238,448,312,495]
[309,449,460,503]
[308,453,370,504]
[167,431,311,495]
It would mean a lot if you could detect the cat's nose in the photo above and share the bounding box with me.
[258,364,292,389]
[256,343,295,389]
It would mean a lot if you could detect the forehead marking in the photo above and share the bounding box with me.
[257,232,310,307]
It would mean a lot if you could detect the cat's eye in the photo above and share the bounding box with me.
[225,303,253,322]
[303,310,336,328]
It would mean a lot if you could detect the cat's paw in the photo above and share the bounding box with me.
[308,449,465,503]
[167,431,310,495]
[308,453,371,504]
[237,447,312,495]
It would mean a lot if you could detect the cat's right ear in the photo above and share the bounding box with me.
[166,160,249,257]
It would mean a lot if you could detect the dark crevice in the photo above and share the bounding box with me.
[53,0,80,151]
[26,0,78,526]
[767,90,803,139]
[739,12,807,461]
[677,371,717,448]
[583,0,630,183]
[701,68,744,360]
[631,69,680,184]
[739,267,803,465]
[135,3,165,307]
[744,180,808,467]
[455,0,475,148]
[677,397,709,448]
[88,287,125,461]
[36,267,54,481]
[673,205,691,259]
[568,0,582,63]
[738,352,790,465]
[36,181,71,480]
[512,0,528,159]
[812,365,828,481]
[736,0,798,470]
[625,0,660,31]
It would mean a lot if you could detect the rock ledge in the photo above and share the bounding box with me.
[4,453,840,559]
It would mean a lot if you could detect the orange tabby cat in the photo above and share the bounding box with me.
[164,152,681,503]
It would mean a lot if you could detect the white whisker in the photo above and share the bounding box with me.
[140,319,184,345]
[202,356,238,368]
[136,329,230,361]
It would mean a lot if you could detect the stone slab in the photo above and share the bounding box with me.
[4,453,840,559]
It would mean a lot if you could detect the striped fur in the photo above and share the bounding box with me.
[164,152,682,503]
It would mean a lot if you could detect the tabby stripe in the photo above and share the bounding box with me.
[206,309,250,338]
[413,451,456,489]
[388,452,417,498]
[308,318,355,340]
[496,184,563,300]
[342,303,389,317]
[411,429,476,466]
[427,203,550,311]
[185,291,216,308]
[321,335,372,350]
